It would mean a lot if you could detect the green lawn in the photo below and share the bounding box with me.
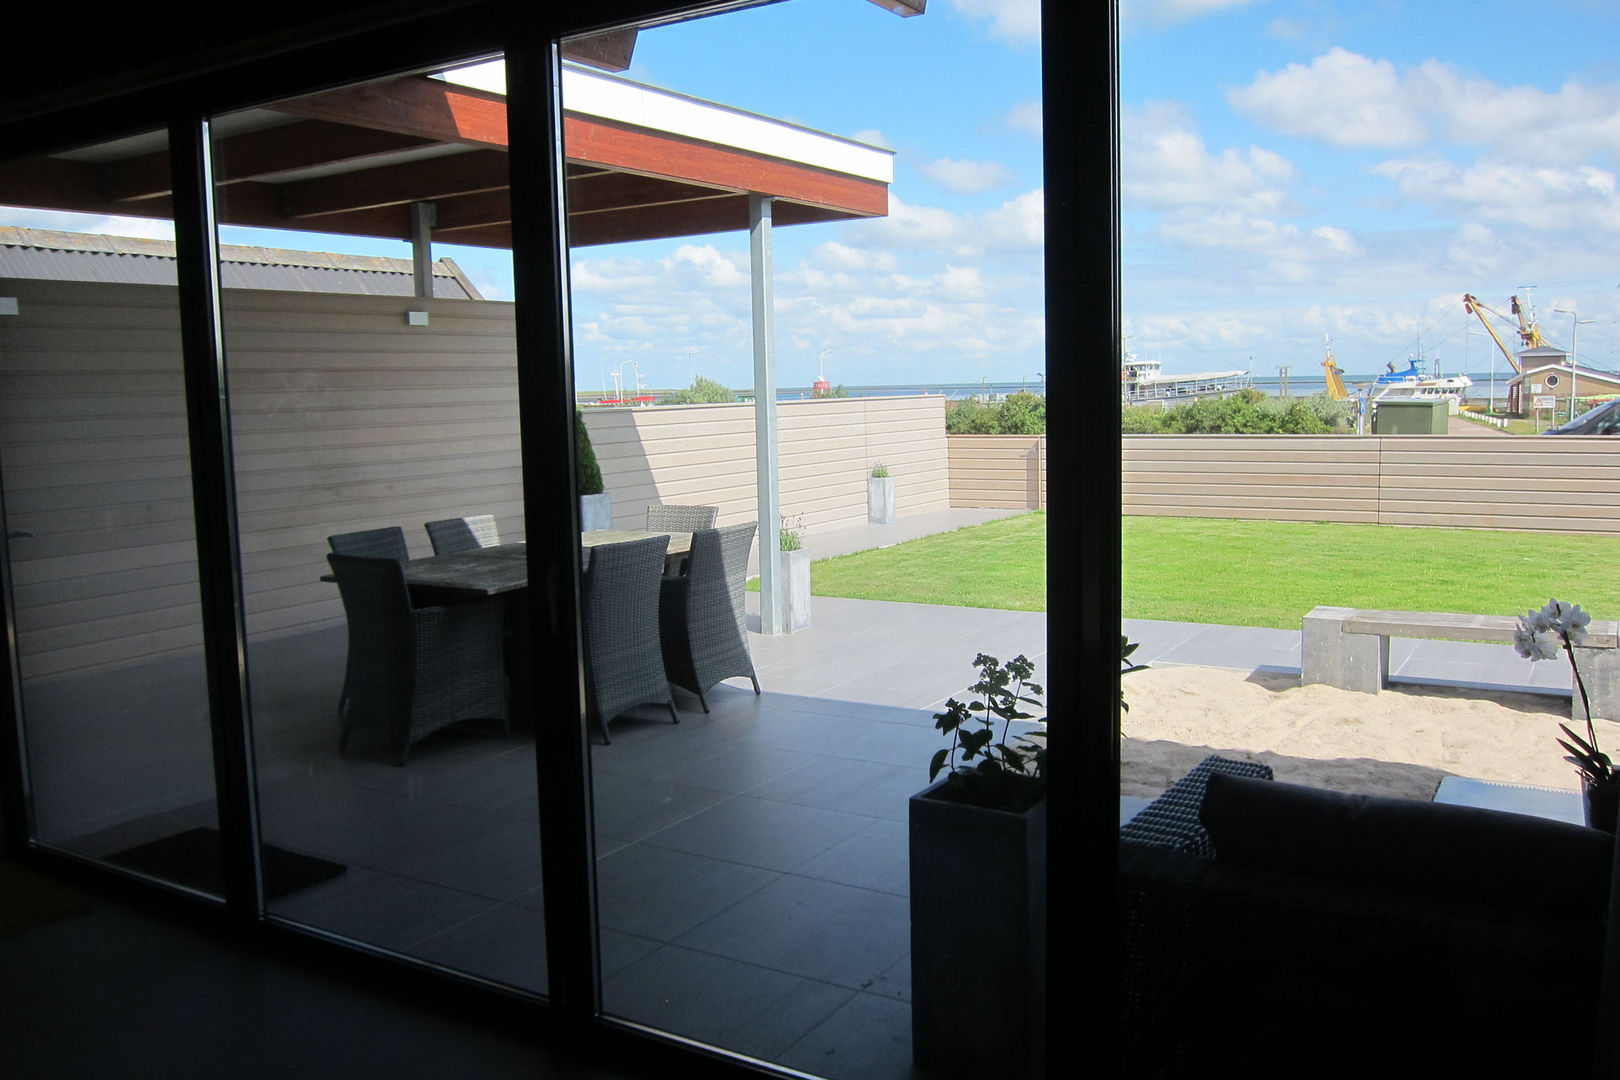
[762,511,1046,611]
[1124,516,1620,628]
[761,511,1620,629]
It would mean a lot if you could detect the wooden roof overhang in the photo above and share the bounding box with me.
[0,65,893,250]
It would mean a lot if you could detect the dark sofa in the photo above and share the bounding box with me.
[1118,761,1612,1078]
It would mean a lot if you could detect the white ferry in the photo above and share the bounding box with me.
[1121,352,1253,404]
[1368,357,1473,413]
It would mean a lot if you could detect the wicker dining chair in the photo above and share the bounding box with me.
[659,521,760,713]
[582,534,677,744]
[326,553,508,765]
[328,526,409,562]
[645,503,719,532]
[425,514,500,556]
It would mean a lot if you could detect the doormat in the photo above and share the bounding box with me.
[105,828,346,902]
[0,861,93,935]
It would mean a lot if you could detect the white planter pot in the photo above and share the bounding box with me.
[782,548,811,632]
[867,476,895,524]
[579,492,612,532]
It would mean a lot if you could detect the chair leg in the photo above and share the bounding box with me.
[666,704,679,725]
[696,688,709,713]
[749,674,760,695]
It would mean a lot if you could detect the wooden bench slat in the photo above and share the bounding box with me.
[1338,610,1619,649]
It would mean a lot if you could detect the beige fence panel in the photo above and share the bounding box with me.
[582,394,950,535]
[1122,433,1620,532]
[948,435,1046,509]
[2,279,952,677]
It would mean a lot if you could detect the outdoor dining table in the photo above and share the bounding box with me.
[318,532,696,600]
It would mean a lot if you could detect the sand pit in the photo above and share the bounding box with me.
[1121,663,1620,802]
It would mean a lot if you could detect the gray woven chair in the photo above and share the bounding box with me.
[328,526,408,562]
[582,534,677,744]
[425,514,500,556]
[326,553,508,765]
[645,504,718,532]
[659,521,760,712]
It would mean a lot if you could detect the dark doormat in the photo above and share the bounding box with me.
[0,861,93,935]
[105,828,346,901]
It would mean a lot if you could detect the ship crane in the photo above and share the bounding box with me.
[1462,293,1534,374]
[1320,335,1350,400]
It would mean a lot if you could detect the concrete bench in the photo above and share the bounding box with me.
[1301,605,1620,724]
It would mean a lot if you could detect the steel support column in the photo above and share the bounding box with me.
[749,194,782,635]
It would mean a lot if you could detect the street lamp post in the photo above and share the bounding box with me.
[1555,308,1596,423]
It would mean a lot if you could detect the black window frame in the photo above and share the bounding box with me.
[0,0,1120,1073]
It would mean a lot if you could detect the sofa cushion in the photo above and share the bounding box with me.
[1200,771,1614,919]
[1118,755,1274,856]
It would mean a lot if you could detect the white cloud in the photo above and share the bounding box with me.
[666,243,750,288]
[851,128,894,150]
[1122,103,1295,212]
[1228,47,1427,147]
[1230,48,1620,161]
[920,157,1017,194]
[938,265,987,300]
[1005,101,1042,138]
[1124,0,1258,29]
[1373,157,1620,231]
[982,188,1044,248]
[947,0,1040,44]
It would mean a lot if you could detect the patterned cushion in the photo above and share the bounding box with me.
[1118,755,1274,856]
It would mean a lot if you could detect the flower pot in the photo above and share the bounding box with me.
[909,777,1046,1080]
[579,492,612,532]
[1584,777,1619,833]
[867,475,895,524]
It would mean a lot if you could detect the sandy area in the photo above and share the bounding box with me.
[1120,663,1620,801]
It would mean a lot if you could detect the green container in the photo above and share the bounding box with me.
[1372,399,1449,434]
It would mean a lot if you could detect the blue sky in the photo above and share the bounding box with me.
[16,1,1618,388]
[1121,0,1620,379]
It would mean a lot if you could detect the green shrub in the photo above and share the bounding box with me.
[661,375,734,404]
[575,409,604,495]
[1122,391,1353,435]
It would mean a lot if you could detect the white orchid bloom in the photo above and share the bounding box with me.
[1530,629,1563,661]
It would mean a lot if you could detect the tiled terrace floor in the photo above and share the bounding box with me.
[10,512,1046,1080]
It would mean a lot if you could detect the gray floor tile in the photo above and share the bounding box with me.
[672,874,910,990]
[408,900,549,992]
[778,992,917,1080]
[602,944,855,1061]
[759,757,919,821]
[588,770,734,844]
[793,819,909,897]
[596,845,780,941]
[640,796,874,872]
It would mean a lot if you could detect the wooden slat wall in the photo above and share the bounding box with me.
[0,280,202,680]
[582,394,950,534]
[1123,434,1620,532]
[224,289,523,639]
[1,279,951,678]
[947,435,1046,509]
[1125,435,1381,523]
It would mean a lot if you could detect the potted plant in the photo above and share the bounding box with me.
[779,513,810,632]
[867,461,895,524]
[910,640,1146,1079]
[576,408,611,531]
[1515,598,1619,831]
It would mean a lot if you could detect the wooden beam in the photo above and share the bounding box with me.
[98,121,439,202]
[565,171,730,215]
[559,28,637,72]
[276,149,507,218]
[270,76,509,147]
[563,115,887,217]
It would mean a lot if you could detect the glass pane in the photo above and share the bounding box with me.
[213,59,544,992]
[564,5,1047,1076]
[0,131,224,894]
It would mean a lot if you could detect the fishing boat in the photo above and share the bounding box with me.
[1368,355,1472,413]
[1121,352,1253,404]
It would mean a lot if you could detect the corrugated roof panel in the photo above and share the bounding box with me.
[0,229,479,299]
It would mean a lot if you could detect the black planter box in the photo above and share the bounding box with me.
[909,777,1046,1079]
